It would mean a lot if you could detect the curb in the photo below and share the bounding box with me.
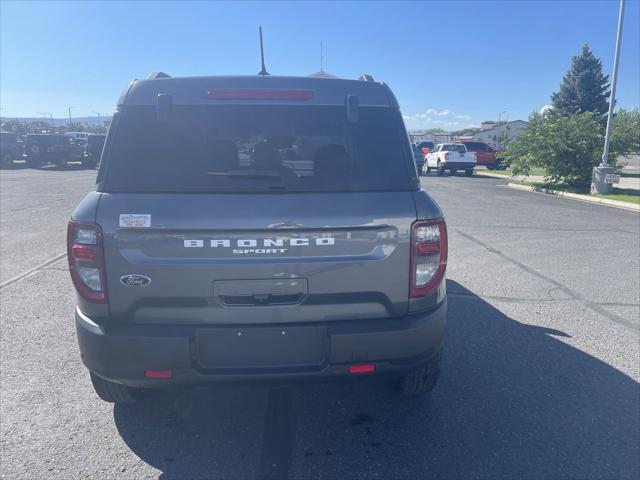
[475,171,515,180]
[506,182,640,212]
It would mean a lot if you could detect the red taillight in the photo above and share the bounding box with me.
[349,364,376,374]
[410,218,448,298]
[444,152,449,161]
[205,89,314,100]
[67,220,107,303]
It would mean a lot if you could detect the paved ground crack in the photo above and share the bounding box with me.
[455,229,637,331]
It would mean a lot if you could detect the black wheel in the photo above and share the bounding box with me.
[426,166,431,174]
[90,372,141,403]
[1,152,13,168]
[397,350,442,396]
[450,169,457,176]
[465,169,474,176]
[486,165,495,170]
[25,157,42,168]
[437,162,445,176]
[83,159,98,170]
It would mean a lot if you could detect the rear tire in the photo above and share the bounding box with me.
[397,350,442,396]
[1,152,13,168]
[450,169,457,176]
[465,169,474,176]
[25,157,41,169]
[90,372,140,403]
[437,162,445,176]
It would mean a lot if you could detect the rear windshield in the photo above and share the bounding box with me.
[462,142,485,151]
[101,105,414,193]
[442,144,466,153]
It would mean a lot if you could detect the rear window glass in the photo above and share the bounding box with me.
[101,105,414,193]
[442,144,466,153]
[463,142,485,151]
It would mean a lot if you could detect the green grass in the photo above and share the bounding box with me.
[521,181,640,206]
[592,188,640,205]
[486,168,547,177]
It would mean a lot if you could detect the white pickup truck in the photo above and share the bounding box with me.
[423,143,477,176]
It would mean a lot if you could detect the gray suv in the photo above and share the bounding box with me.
[68,73,448,403]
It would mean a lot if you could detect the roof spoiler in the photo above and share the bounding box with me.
[148,72,171,79]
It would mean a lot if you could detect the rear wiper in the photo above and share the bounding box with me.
[206,169,283,181]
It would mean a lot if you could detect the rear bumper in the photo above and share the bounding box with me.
[442,161,475,170]
[75,299,447,388]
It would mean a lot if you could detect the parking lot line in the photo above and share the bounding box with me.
[0,252,67,289]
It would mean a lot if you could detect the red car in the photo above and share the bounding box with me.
[457,141,504,169]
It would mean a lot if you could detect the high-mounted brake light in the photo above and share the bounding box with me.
[410,218,448,298]
[349,364,376,374]
[67,220,107,303]
[144,370,172,379]
[205,89,314,100]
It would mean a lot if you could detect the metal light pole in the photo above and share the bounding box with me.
[68,106,75,127]
[91,111,101,129]
[591,0,625,193]
[497,111,506,147]
[602,0,625,167]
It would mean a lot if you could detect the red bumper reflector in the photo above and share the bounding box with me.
[349,364,376,374]
[144,370,172,379]
[205,88,314,100]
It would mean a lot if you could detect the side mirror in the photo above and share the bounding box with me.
[157,93,172,122]
[345,95,360,123]
[422,148,430,155]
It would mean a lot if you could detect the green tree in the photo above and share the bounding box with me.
[610,108,640,159]
[505,111,604,187]
[550,43,610,116]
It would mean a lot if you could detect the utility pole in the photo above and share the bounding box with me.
[591,0,625,194]
[37,112,52,128]
[68,106,75,127]
[498,111,506,148]
[92,111,101,129]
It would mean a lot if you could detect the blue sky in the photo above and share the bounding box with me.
[1,0,638,131]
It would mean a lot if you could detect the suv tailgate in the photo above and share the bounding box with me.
[97,192,416,325]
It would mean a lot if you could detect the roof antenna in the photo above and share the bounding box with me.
[257,26,270,76]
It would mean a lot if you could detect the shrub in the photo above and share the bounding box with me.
[505,111,604,187]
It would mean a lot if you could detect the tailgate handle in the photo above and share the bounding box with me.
[214,279,308,307]
[219,293,305,306]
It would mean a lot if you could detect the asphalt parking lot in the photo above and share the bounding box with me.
[1,166,639,479]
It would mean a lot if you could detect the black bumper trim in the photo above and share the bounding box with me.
[75,299,446,388]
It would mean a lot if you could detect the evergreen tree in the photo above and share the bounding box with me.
[551,44,611,116]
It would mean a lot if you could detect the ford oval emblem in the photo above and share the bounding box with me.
[120,274,151,287]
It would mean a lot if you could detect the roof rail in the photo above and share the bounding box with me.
[148,72,171,79]
[359,74,375,82]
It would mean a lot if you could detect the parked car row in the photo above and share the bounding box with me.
[411,139,506,177]
[0,132,106,169]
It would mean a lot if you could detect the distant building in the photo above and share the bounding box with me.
[410,130,454,144]
[308,70,339,78]
[473,120,528,147]
[480,121,499,131]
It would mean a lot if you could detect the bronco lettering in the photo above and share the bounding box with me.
[183,238,335,248]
